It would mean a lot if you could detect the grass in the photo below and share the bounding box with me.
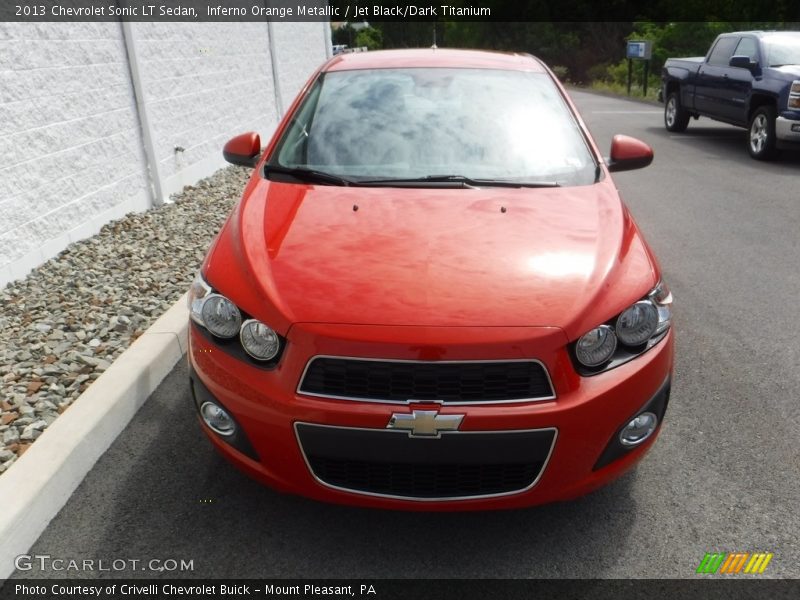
[589,80,661,103]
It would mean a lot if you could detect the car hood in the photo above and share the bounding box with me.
[772,64,800,75]
[208,179,658,339]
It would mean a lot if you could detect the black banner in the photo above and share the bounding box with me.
[1,0,800,22]
[2,580,800,600]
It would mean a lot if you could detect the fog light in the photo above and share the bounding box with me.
[792,123,800,132]
[200,401,236,436]
[619,411,658,447]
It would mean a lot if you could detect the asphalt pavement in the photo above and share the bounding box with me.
[10,90,800,579]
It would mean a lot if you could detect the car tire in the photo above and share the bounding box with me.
[664,91,690,132]
[748,105,780,160]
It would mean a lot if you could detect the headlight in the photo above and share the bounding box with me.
[649,281,672,335]
[240,319,280,361]
[201,294,242,338]
[188,273,212,324]
[575,325,617,367]
[616,301,658,346]
[573,281,672,374]
[789,80,800,110]
[188,273,243,339]
[187,272,285,364]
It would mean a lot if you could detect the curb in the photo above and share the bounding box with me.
[0,293,189,581]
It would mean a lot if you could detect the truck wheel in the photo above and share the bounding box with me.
[748,106,779,160]
[664,92,690,132]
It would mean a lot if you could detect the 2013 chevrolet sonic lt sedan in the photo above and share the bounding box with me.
[187,49,674,510]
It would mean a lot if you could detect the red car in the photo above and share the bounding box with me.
[187,49,673,510]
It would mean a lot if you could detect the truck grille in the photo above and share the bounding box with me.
[296,423,557,500]
[298,357,554,404]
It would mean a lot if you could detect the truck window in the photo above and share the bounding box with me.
[733,38,759,62]
[762,35,800,67]
[707,37,739,66]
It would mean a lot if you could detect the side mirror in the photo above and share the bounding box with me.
[607,135,653,173]
[223,132,261,168]
[729,55,758,71]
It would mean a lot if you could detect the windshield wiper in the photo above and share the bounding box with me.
[357,174,560,188]
[265,164,354,186]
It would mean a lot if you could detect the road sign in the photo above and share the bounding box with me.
[627,41,652,60]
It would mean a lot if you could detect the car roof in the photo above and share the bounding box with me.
[324,48,548,73]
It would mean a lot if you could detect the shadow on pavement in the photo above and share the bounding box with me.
[643,125,800,168]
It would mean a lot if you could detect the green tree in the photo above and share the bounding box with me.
[355,26,384,50]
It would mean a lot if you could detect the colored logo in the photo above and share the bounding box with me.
[696,552,773,574]
[387,409,464,438]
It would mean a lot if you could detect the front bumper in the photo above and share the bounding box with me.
[776,115,800,144]
[188,322,674,510]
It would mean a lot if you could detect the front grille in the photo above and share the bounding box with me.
[308,457,541,498]
[298,357,554,403]
[296,423,556,499]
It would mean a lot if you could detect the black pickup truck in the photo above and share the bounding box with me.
[659,31,800,159]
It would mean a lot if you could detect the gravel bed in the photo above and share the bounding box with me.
[0,165,250,474]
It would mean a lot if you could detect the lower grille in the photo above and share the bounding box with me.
[298,357,554,404]
[296,423,557,500]
[308,457,541,498]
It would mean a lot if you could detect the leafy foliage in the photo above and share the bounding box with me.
[355,27,384,50]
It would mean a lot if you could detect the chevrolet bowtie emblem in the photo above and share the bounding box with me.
[387,410,464,438]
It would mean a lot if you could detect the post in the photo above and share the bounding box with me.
[627,59,632,96]
[120,21,165,207]
[643,61,649,97]
[267,20,284,120]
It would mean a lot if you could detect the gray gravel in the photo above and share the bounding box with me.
[0,165,250,472]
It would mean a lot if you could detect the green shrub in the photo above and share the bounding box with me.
[550,65,569,82]
[355,27,383,51]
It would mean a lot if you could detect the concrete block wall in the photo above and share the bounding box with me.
[128,22,280,198]
[0,23,151,286]
[0,21,330,288]
[271,22,333,112]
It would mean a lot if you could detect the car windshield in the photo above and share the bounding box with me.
[763,35,800,67]
[271,67,597,187]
